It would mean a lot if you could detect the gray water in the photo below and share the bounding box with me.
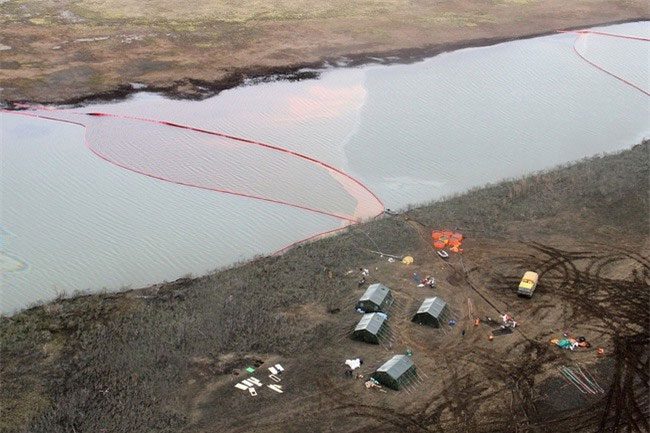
[1,22,648,314]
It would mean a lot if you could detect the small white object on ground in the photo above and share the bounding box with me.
[269,374,281,382]
[234,383,249,391]
[275,364,284,372]
[269,366,278,375]
[268,384,284,393]
[345,359,361,370]
[241,380,253,387]
[248,377,262,386]
[248,387,257,396]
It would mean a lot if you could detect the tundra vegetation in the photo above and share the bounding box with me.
[1,0,647,104]
[1,142,648,432]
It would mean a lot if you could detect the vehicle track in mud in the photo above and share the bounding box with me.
[394,216,558,431]
[394,212,649,430]
[315,217,548,431]
[318,373,502,433]
[487,242,649,432]
[380,215,648,432]
[221,224,648,433]
[489,243,649,333]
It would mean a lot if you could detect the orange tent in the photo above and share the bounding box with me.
[433,240,446,249]
[451,232,463,241]
[431,231,443,240]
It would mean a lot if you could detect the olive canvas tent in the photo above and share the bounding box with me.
[356,283,393,313]
[371,354,417,390]
[352,312,388,344]
[412,297,448,328]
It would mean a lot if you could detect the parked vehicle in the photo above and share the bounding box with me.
[517,271,539,298]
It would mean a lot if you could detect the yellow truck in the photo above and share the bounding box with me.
[517,271,539,298]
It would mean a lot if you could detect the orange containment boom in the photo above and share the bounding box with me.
[431,229,464,252]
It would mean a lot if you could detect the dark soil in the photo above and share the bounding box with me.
[1,141,648,432]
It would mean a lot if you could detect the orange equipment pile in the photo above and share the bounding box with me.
[431,230,464,253]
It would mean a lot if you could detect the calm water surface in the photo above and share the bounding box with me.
[1,22,648,314]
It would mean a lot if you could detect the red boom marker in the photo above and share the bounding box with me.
[560,29,650,97]
[2,107,385,254]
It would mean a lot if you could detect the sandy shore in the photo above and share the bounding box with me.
[0,0,647,105]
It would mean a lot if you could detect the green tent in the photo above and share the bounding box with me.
[371,354,417,390]
[356,283,393,313]
[352,312,388,344]
[412,297,449,328]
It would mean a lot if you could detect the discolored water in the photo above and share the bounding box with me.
[1,22,648,314]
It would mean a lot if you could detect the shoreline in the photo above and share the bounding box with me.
[2,3,648,429]
[2,141,646,319]
[2,18,647,316]
[2,17,647,109]
[1,141,647,432]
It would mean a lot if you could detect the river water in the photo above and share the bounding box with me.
[1,22,648,314]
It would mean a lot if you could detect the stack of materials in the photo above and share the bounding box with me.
[431,230,464,253]
[234,363,286,396]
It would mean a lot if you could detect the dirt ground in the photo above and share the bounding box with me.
[186,215,648,433]
[1,143,647,432]
[0,0,647,104]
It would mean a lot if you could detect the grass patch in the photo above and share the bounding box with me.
[418,12,498,27]
[68,0,407,23]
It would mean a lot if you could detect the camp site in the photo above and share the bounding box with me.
[1,1,648,432]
